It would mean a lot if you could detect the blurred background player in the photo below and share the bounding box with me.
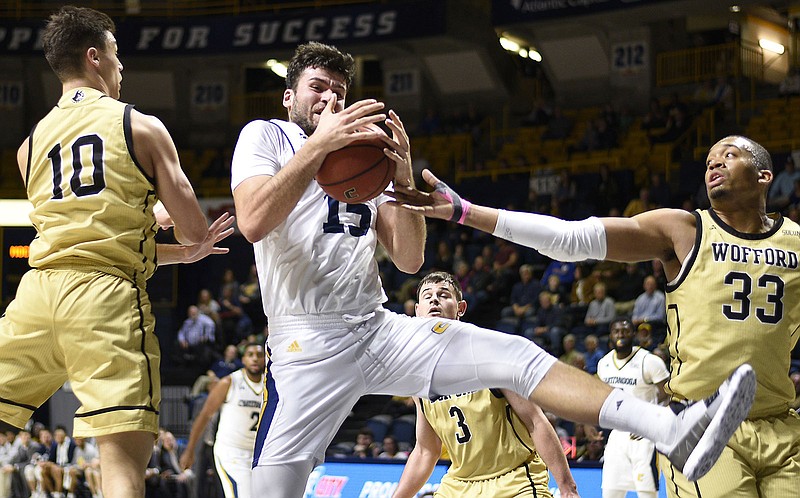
[180,343,266,498]
[597,318,669,498]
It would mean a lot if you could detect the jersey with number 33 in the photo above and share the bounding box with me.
[665,209,800,418]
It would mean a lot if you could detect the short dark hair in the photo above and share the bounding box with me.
[42,5,115,82]
[416,271,463,302]
[285,42,355,91]
[244,342,264,352]
[609,316,632,330]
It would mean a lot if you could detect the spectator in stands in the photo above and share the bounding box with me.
[768,155,799,212]
[593,164,621,215]
[0,431,13,498]
[211,344,243,379]
[196,289,221,326]
[352,428,379,459]
[600,103,619,133]
[39,426,76,498]
[176,305,217,368]
[218,285,252,346]
[541,260,575,288]
[623,187,656,217]
[544,274,570,307]
[523,291,567,356]
[631,276,667,345]
[155,432,193,498]
[570,119,599,154]
[4,429,39,498]
[612,263,646,315]
[711,76,734,121]
[65,437,99,498]
[583,335,605,375]
[237,265,264,326]
[649,172,671,208]
[573,282,616,340]
[377,436,408,460]
[650,259,668,290]
[218,268,239,302]
[559,334,585,370]
[522,98,553,127]
[418,108,441,136]
[595,117,617,150]
[540,106,573,140]
[499,264,541,332]
[693,79,716,110]
[24,428,50,498]
[465,255,493,307]
[554,170,577,219]
[431,240,454,273]
[576,431,605,463]
[569,263,599,307]
[641,97,666,130]
[650,105,690,144]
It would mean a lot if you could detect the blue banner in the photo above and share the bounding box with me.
[0,1,445,55]
[492,0,670,25]
[303,459,668,497]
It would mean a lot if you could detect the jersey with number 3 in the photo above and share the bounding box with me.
[26,87,157,284]
[666,209,800,418]
[420,389,547,481]
[230,119,388,318]
[216,369,264,450]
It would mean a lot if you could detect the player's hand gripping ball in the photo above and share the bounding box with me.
[316,136,396,203]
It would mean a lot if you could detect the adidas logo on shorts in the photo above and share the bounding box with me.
[287,340,302,353]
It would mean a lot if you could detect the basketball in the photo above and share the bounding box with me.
[316,137,396,203]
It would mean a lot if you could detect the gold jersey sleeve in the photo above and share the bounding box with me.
[26,87,158,284]
[665,209,800,418]
[420,389,547,481]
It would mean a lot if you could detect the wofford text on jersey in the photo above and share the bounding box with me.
[711,242,799,269]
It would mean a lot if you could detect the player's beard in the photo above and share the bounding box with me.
[289,100,318,136]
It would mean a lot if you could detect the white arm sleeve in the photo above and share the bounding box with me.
[492,209,608,262]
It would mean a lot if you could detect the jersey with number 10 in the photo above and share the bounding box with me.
[26,87,157,285]
[665,209,800,418]
[230,119,388,318]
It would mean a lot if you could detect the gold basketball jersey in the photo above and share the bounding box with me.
[665,209,800,418]
[420,389,547,481]
[26,87,158,284]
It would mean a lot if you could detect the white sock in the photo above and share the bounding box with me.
[599,388,675,444]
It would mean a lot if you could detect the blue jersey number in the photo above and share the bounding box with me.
[322,197,371,237]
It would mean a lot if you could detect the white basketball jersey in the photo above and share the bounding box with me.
[231,119,389,319]
[216,369,263,450]
[597,348,669,405]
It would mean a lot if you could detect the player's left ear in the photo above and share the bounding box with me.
[758,168,773,186]
[86,47,100,67]
[457,300,467,318]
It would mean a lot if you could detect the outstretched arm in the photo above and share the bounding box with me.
[377,110,425,273]
[179,375,232,470]
[392,399,442,498]
[157,212,235,265]
[389,169,695,276]
[502,389,580,498]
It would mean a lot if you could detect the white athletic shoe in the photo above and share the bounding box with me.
[656,363,756,481]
